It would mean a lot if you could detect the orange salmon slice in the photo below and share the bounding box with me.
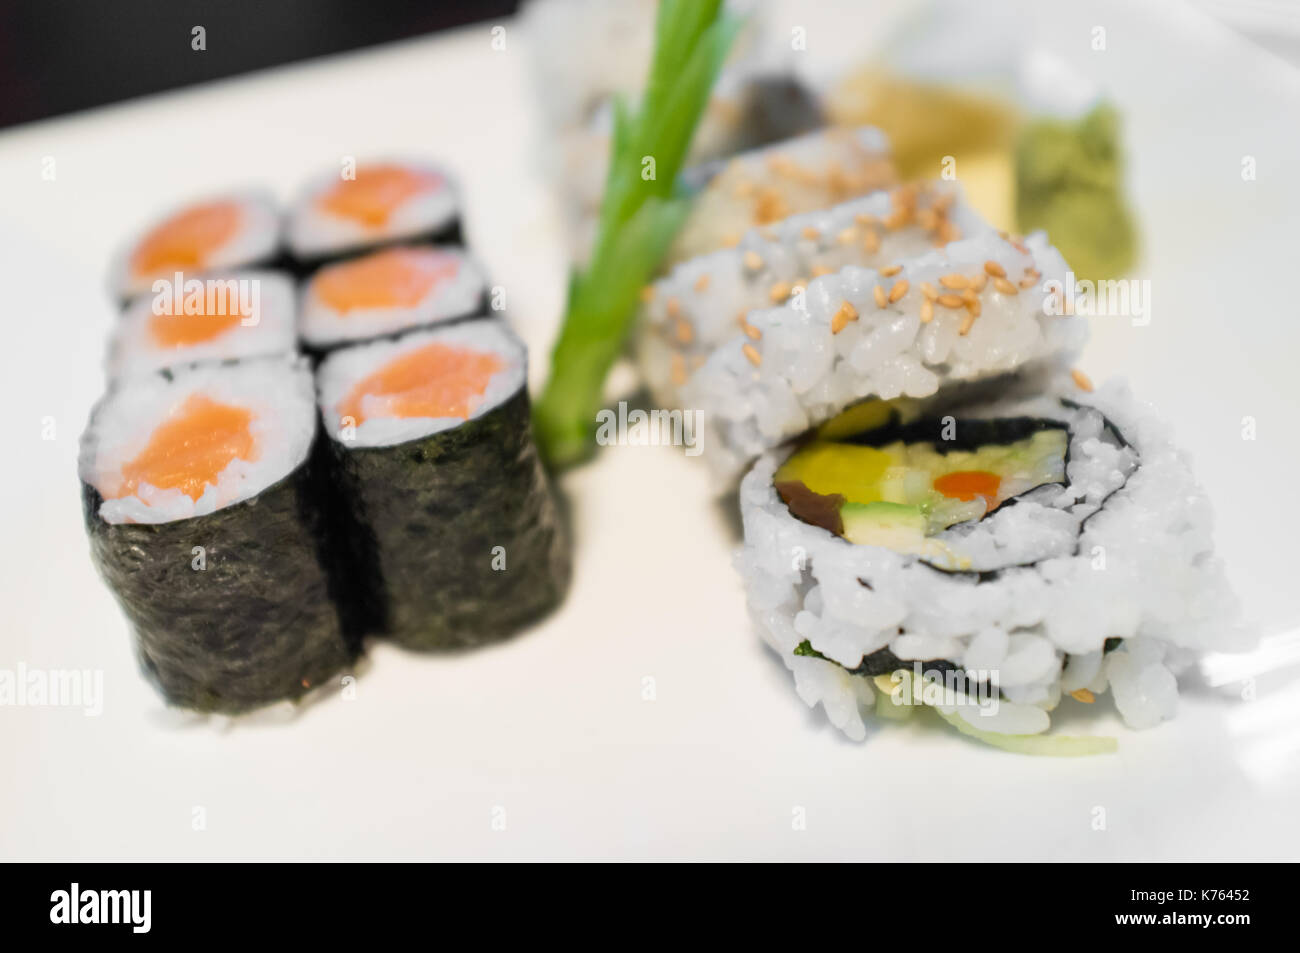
[130,201,241,278]
[116,394,257,502]
[317,165,442,228]
[314,247,457,313]
[339,342,503,426]
[148,305,244,348]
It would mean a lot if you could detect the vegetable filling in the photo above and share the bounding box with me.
[775,406,1068,556]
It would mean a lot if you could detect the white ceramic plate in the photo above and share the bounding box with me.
[1,0,1297,860]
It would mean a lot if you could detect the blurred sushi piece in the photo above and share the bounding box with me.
[523,0,827,262]
[667,126,895,265]
[108,193,281,302]
[78,355,353,713]
[298,245,487,355]
[315,319,570,650]
[107,270,296,382]
[684,228,1086,482]
[636,178,993,409]
[287,161,462,270]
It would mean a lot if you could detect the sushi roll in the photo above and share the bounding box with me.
[78,355,353,712]
[667,126,896,265]
[298,245,488,355]
[107,270,296,381]
[108,193,281,302]
[315,319,570,649]
[637,181,993,408]
[684,228,1086,483]
[287,161,461,270]
[737,371,1249,747]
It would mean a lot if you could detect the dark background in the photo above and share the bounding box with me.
[0,0,521,129]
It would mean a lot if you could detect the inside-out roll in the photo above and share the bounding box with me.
[736,371,1248,744]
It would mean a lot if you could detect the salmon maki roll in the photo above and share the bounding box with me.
[298,245,486,354]
[287,161,461,268]
[79,355,352,712]
[107,271,296,382]
[315,319,570,649]
[108,193,281,301]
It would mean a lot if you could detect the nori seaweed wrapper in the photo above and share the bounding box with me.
[82,459,354,712]
[321,385,570,650]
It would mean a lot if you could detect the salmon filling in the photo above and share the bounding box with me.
[130,201,241,277]
[317,165,442,228]
[148,306,243,348]
[314,247,457,313]
[339,342,502,425]
[116,394,257,502]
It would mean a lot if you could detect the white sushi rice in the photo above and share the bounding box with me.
[736,371,1250,740]
[287,161,459,260]
[80,355,316,525]
[686,229,1087,483]
[668,126,895,265]
[298,246,486,349]
[106,271,296,381]
[108,192,281,301]
[638,181,992,408]
[316,318,526,448]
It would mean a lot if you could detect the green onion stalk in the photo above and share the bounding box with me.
[533,0,740,468]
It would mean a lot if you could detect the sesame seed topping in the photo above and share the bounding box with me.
[694,274,710,292]
[862,230,881,253]
[1071,368,1094,392]
[769,281,793,303]
[880,264,902,277]
[743,250,763,271]
[921,282,938,301]
[889,279,909,303]
[958,311,976,335]
[742,343,762,366]
[837,227,857,245]
[994,277,1018,295]
[937,293,965,309]
[666,297,682,318]
[670,353,687,386]
[743,321,762,341]
[984,260,1006,278]
[939,273,969,290]
[830,301,858,334]
[674,317,693,344]
[920,299,934,323]
[970,273,988,292]
[1019,275,1037,289]
[873,284,888,308]
[811,264,833,277]
[802,225,820,241]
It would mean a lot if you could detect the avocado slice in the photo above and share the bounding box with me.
[841,501,925,547]
[773,441,896,505]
